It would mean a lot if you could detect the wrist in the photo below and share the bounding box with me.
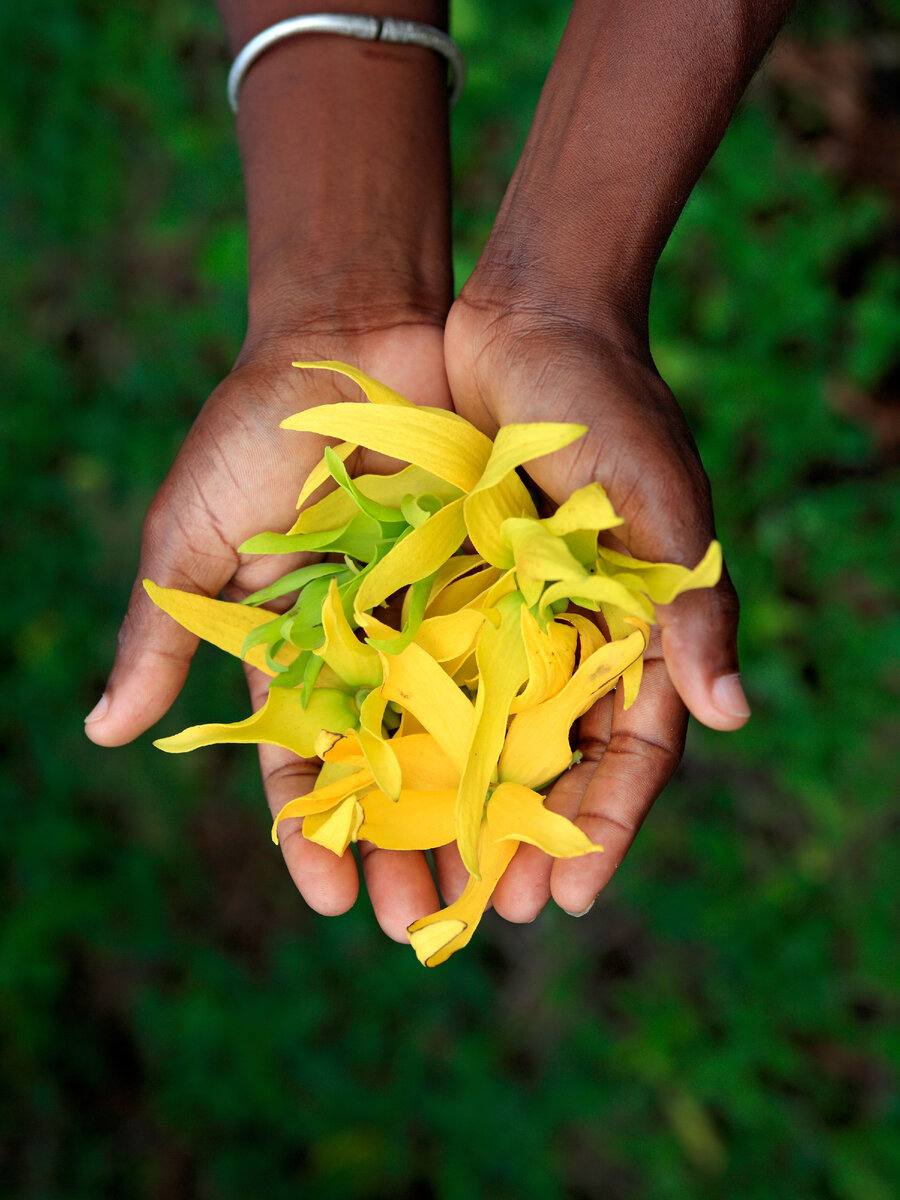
[464,0,793,338]
[225,4,453,348]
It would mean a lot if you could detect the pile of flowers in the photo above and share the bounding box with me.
[147,362,721,966]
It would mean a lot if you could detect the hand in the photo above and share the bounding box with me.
[86,322,464,942]
[444,299,748,921]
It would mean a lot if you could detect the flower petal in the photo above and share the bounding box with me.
[315,578,381,688]
[292,360,415,407]
[541,481,623,537]
[357,688,402,800]
[295,441,355,511]
[413,609,485,663]
[499,628,647,788]
[154,684,358,759]
[510,607,577,713]
[354,498,467,613]
[486,781,603,857]
[143,580,297,675]
[407,833,518,967]
[456,593,529,877]
[282,404,491,492]
[596,540,723,604]
[425,564,506,617]
[377,641,474,774]
[357,788,457,850]
[303,795,365,856]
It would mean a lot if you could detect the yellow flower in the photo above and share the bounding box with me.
[144,361,723,966]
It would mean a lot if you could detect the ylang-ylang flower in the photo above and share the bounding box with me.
[147,362,721,965]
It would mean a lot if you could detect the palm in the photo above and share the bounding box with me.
[90,323,453,941]
[444,302,741,919]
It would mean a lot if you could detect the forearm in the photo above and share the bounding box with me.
[466,0,793,339]
[216,2,453,346]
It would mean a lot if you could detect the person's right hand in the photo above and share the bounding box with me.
[85,322,459,943]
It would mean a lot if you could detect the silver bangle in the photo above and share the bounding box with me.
[227,13,465,112]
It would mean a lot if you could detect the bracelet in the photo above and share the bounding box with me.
[227,13,465,112]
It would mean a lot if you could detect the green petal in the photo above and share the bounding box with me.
[294,441,355,511]
[241,562,345,608]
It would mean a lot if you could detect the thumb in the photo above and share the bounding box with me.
[657,566,749,732]
[85,506,236,747]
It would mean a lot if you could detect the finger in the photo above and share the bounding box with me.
[359,844,441,944]
[245,665,359,916]
[658,569,749,731]
[84,476,240,746]
[549,656,687,916]
[433,842,470,905]
[491,842,552,923]
[262,746,360,916]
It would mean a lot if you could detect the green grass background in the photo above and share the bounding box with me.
[2,2,897,1196]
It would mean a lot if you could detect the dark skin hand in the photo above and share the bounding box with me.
[443,0,794,919]
[85,1,468,943]
[87,0,794,939]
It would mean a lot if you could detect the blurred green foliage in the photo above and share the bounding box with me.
[1,2,897,1197]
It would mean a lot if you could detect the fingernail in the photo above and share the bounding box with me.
[85,694,110,725]
[562,899,595,918]
[712,673,751,719]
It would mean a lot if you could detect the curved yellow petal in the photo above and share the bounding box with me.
[354,465,463,509]
[498,628,646,788]
[143,581,297,675]
[425,564,506,618]
[510,607,577,713]
[486,781,603,857]
[414,609,485,663]
[271,769,371,842]
[407,833,518,967]
[292,360,414,407]
[354,498,466,613]
[378,642,474,774]
[282,403,491,492]
[317,579,381,688]
[289,476,357,534]
[596,540,722,604]
[503,518,587,584]
[154,684,358,759]
[357,688,402,800]
[303,795,365,856]
[463,424,587,566]
[558,611,607,661]
[541,573,656,622]
[456,595,529,877]
[357,788,457,851]
[542,482,623,537]
[294,441,355,511]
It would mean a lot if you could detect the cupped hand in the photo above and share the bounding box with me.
[85,322,456,942]
[444,298,749,922]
